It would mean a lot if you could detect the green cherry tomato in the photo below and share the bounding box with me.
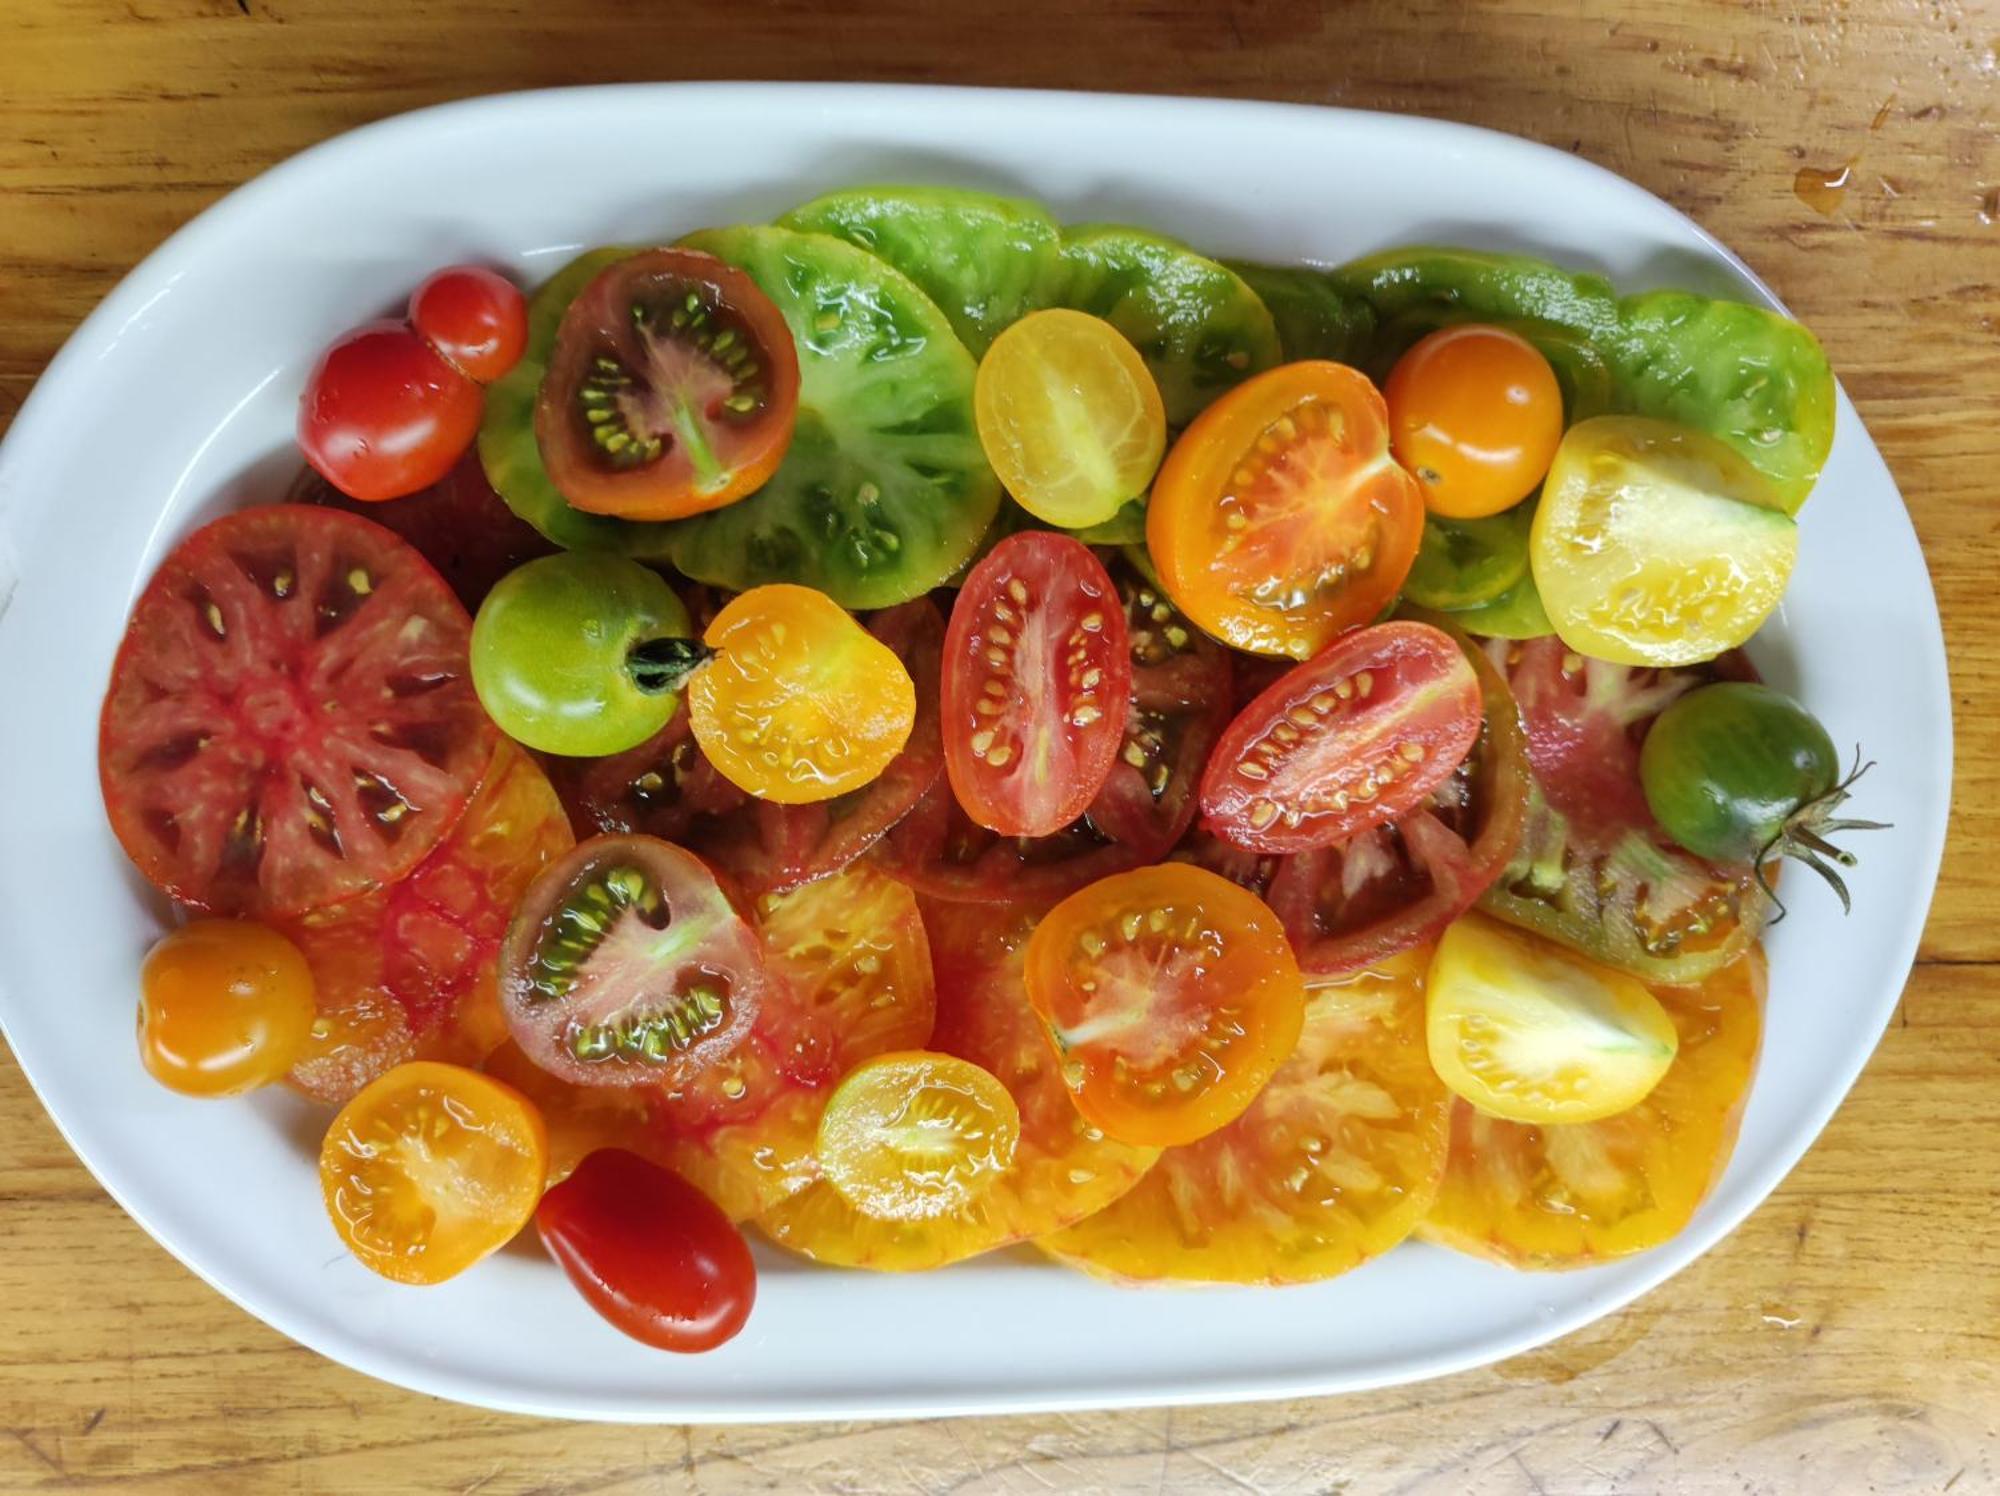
[1640,682,1884,911]
[472,554,697,757]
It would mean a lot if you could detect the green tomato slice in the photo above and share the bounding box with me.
[1403,503,1535,612]
[779,186,1067,356]
[1448,572,1553,640]
[1226,259,1378,365]
[666,224,1000,609]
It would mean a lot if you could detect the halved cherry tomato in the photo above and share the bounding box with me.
[1200,621,1481,854]
[537,1148,755,1352]
[409,266,528,384]
[1024,864,1307,1147]
[1040,950,1450,1284]
[497,834,765,1087]
[651,865,937,1221]
[942,532,1132,837]
[535,248,800,520]
[1147,361,1423,659]
[818,1051,1021,1221]
[282,742,574,1103]
[1084,564,1234,860]
[99,505,496,920]
[319,1061,547,1285]
[974,309,1167,529]
[690,584,916,805]
[300,322,486,502]
[755,899,1158,1270]
[1421,948,1764,1267]
[139,920,316,1097]
[1384,324,1563,519]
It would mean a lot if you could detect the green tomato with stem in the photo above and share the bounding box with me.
[471,554,702,757]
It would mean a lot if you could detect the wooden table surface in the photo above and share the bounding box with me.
[3,2,1996,1491]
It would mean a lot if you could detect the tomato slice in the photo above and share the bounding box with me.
[1477,636,1769,983]
[1023,864,1306,1147]
[497,834,765,1087]
[875,776,1143,906]
[1147,361,1423,660]
[1200,621,1482,854]
[942,531,1132,837]
[319,1061,547,1285]
[650,866,937,1220]
[1185,617,1530,979]
[536,248,800,520]
[1420,947,1764,1267]
[1084,565,1233,860]
[283,741,575,1102]
[1040,951,1450,1284]
[536,1148,756,1352]
[481,1038,665,1186]
[99,505,496,919]
[818,1051,1021,1221]
[755,900,1158,1269]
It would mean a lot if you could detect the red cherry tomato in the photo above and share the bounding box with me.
[942,532,1132,838]
[299,321,484,502]
[409,266,528,384]
[536,1148,756,1352]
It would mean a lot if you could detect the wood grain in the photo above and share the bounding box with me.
[3,1,1997,1490]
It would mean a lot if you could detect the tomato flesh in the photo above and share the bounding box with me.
[1147,360,1423,659]
[537,1148,756,1352]
[536,248,800,520]
[498,834,764,1087]
[1024,864,1307,1148]
[876,775,1143,906]
[942,531,1132,837]
[99,505,496,919]
[1200,621,1482,854]
[818,1051,1021,1221]
[299,321,484,503]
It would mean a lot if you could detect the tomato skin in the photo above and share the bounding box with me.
[536,248,801,521]
[1384,324,1563,519]
[942,531,1132,837]
[1200,620,1482,854]
[409,266,528,384]
[299,321,484,502]
[139,920,316,1097]
[1025,864,1307,1148]
[1147,360,1423,660]
[1639,682,1840,862]
[537,1149,755,1352]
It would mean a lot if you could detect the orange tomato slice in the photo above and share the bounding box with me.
[1146,360,1423,660]
[755,900,1159,1269]
[1419,947,1765,1268]
[1039,950,1450,1284]
[319,1061,548,1285]
[480,1039,663,1188]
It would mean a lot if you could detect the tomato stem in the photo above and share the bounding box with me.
[626,637,713,695]
[1755,751,1888,922]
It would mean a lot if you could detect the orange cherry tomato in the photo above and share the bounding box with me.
[1147,360,1424,660]
[139,920,316,1097]
[1023,864,1307,1147]
[689,584,917,804]
[1384,324,1563,519]
[319,1061,548,1285]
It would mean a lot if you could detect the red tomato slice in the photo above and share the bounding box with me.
[99,505,497,919]
[282,741,575,1102]
[1201,620,1482,854]
[1478,636,1768,983]
[942,532,1132,838]
[875,776,1143,906]
[754,899,1158,1270]
[497,834,765,1088]
[536,249,800,521]
[291,451,555,612]
[1181,618,1530,979]
[1084,564,1234,860]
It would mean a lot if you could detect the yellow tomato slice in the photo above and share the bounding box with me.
[1420,947,1764,1268]
[319,1061,548,1285]
[1426,915,1678,1125]
[974,309,1167,528]
[819,1051,1021,1221]
[689,584,916,803]
[1530,414,1798,667]
[1039,951,1451,1285]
